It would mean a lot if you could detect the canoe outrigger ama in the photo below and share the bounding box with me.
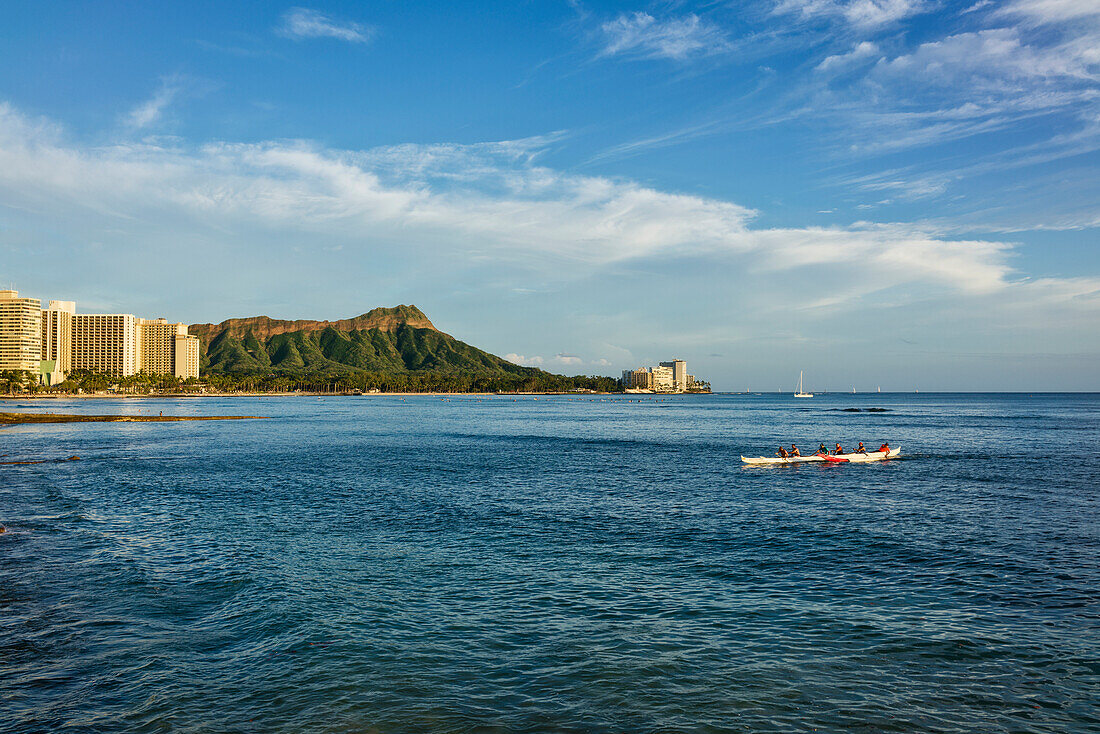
[741,447,901,465]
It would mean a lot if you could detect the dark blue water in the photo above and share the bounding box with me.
[2,394,1098,732]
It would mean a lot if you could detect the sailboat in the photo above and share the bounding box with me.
[795,371,813,398]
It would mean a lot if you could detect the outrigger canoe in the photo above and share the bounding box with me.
[741,448,900,465]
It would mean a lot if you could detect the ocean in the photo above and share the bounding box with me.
[2,393,1098,732]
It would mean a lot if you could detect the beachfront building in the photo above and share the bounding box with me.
[659,360,688,392]
[0,290,43,373]
[67,311,199,379]
[139,317,203,378]
[72,313,140,376]
[41,300,75,384]
[621,368,654,390]
[651,365,674,392]
[621,359,700,393]
[3,291,200,384]
[174,333,201,380]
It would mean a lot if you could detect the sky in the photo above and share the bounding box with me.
[1,0,1098,390]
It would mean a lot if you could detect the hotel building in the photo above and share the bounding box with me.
[137,317,200,380]
[0,290,43,373]
[72,313,140,376]
[621,368,654,390]
[173,333,201,380]
[621,359,700,393]
[42,300,75,383]
[0,290,201,382]
[659,360,688,392]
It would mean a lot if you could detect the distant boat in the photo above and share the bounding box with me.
[795,371,813,398]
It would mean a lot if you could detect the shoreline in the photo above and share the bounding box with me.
[0,412,268,425]
[0,390,711,400]
[1,392,617,400]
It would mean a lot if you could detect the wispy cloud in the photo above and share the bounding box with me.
[599,12,729,60]
[816,41,878,71]
[125,78,180,129]
[277,7,372,43]
[0,101,1097,326]
[774,0,927,29]
[997,0,1100,25]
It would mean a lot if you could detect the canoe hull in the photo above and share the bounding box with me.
[740,455,824,465]
[741,448,900,465]
[836,448,901,462]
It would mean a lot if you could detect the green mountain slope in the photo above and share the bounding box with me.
[189,306,538,377]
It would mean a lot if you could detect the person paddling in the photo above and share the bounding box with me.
[818,443,828,455]
[856,442,867,454]
[790,445,801,457]
[833,442,844,455]
[879,442,890,454]
[777,446,789,459]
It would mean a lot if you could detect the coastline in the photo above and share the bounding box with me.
[1,390,712,400]
[0,391,644,400]
[1,412,268,425]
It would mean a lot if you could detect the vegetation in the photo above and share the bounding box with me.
[1,308,627,395]
[0,368,619,395]
[185,317,624,394]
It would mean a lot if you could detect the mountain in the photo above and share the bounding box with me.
[188,305,538,376]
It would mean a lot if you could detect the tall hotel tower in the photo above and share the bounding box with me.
[0,291,201,382]
[42,300,75,383]
[0,290,43,373]
[139,318,200,380]
[71,313,140,376]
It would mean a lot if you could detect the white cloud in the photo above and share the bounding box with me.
[874,28,1099,86]
[552,353,584,366]
[125,79,179,129]
[277,8,372,43]
[998,0,1100,25]
[505,353,544,366]
[599,12,728,60]
[0,101,1095,322]
[775,0,926,29]
[816,41,879,72]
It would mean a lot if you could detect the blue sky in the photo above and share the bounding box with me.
[1,0,1098,390]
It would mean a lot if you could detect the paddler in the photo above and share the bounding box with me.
[790,445,801,457]
[879,442,890,454]
[818,443,828,455]
[777,446,789,459]
[856,442,867,454]
[833,442,843,455]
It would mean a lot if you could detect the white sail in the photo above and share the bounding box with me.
[795,370,813,398]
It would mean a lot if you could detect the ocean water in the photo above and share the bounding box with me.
[2,393,1098,733]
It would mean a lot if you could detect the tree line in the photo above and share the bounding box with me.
[2,368,623,395]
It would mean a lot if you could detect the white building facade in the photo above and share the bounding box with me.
[621,359,699,393]
[0,290,43,373]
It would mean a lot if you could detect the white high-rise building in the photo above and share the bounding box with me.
[660,359,688,392]
[42,300,75,383]
[651,365,674,392]
[6,293,201,383]
[72,313,140,376]
[0,290,43,373]
[620,359,701,393]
